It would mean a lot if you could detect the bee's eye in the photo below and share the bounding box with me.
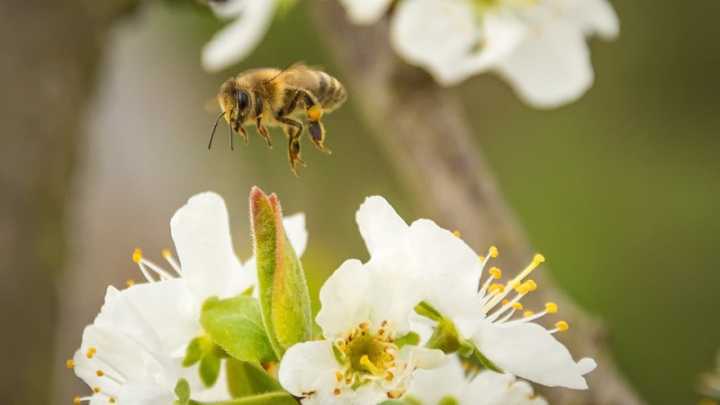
[238,91,249,111]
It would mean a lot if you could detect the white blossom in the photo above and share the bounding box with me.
[202,0,277,72]
[278,258,445,404]
[337,0,619,108]
[354,196,597,389]
[71,192,307,402]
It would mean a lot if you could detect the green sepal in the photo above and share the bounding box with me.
[183,336,210,367]
[394,331,420,348]
[414,301,444,322]
[470,347,502,373]
[425,318,461,354]
[226,358,282,398]
[250,187,313,358]
[200,354,221,387]
[200,295,277,363]
[174,379,191,405]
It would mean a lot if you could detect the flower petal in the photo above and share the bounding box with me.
[278,340,338,397]
[407,357,465,404]
[472,321,594,389]
[407,219,485,318]
[569,0,620,39]
[355,196,408,257]
[202,0,276,72]
[495,19,593,108]
[208,0,247,18]
[316,259,372,338]
[283,213,308,257]
[170,192,243,302]
[338,0,393,24]
[465,370,548,405]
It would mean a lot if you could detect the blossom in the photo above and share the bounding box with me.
[353,196,596,389]
[70,191,307,402]
[278,258,445,404]
[407,357,548,405]
[202,0,277,72]
[341,0,619,108]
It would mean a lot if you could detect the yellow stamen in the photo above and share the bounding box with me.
[73,396,81,404]
[66,359,75,369]
[489,267,502,279]
[555,321,569,332]
[512,302,524,310]
[478,255,485,262]
[96,370,104,377]
[333,388,341,396]
[387,390,404,399]
[93,387,101,393]
[125,279,135,288]
[545,302,558,314]
[335,371,343,382]
[132,248,143,264]
[359,355,382,376]
[452,230,461,238]
[488,283,504,294]
[86,347,96,359]
[161,248,172,258]
[523,310,535,318]
[515,280,537,294]
[488,246,499,258]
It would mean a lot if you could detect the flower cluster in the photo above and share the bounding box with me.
[70,190,595,404]
[340,0,619,108]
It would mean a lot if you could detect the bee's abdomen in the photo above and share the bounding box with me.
[314,71,346,111]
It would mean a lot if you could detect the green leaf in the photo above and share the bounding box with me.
[250,187,312,358]
[201,295,277,363]
[226,358,282,398]
[414,301,444,322]
[200,354,221,387]
[174,379,191,405]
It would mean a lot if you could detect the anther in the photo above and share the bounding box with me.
[93,387,101,393]
[523,310,535,318]
[125,279,135,288]
[488,283,504,294]
[96,370,104,377]
[489,246,499,258]
[452,230,461,238]
[86,347,96,359]
[489,267,502,279]
[73,396,82,404]
[66,359,75,369]
[533,253,546,264]
[161,248,172,258]
[132,248,143,263]
[545,302,558,314]
[512,302,524,310]
[335,371,343,382]
[333,388,341,396]
[387,390,404,399]
[555,321,569,332]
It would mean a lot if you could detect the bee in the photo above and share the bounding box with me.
[208,64,347,175]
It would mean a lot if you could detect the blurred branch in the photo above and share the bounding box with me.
[0,1,138,403]
[311,2,642,404]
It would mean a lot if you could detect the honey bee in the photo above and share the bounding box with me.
[208,64,347,175]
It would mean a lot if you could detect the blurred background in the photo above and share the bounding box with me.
[1,1,718,404]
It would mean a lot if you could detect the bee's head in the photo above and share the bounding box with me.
[218,79,251,130]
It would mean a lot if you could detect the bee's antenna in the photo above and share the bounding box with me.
[228,120,234,151]
[208,111,225,150]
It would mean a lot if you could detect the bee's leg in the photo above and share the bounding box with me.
[276,116,305,175]
[298,91,331,154]
[233,121,249,144]
[256,117,272,148]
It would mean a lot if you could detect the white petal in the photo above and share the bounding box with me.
[338,0,393,24]
[208,0,247,19]
[355,196,408,257]
[472,321,594,389]
[316,259,372,338]
[407,219,484,318]
[495,19,594,108]
[567,0,620,39]
[391,0,480,85]
[170,192,243,302]
[278,341,338,397]
[408,357,465,404]
[402,346,447,370]
[283,213,308,257]
[465,370,548,405]
[117,383,176,405]
[202,0,276,72]
[117,279,200,357]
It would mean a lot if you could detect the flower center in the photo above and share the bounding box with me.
[333,321,408,399]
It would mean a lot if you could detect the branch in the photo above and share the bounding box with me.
[310,2,642,404]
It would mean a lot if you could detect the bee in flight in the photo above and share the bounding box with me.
[208,64,347,175]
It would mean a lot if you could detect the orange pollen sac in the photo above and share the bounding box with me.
[96,370,104,377]
[333,388,342,396]
[73,396,82,404]
[86,347,97,359]
[66,359,75,369]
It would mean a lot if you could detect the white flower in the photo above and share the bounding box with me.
[338,0,394,24]
[353,196,597,389]
[387,0,618,108]
[71,191,307,402]
[202,0,277,72]
[408,357,548,405]
[278,258,445,404]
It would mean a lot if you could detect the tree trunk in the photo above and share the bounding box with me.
[311,2,642,404]
[0,1,136,403]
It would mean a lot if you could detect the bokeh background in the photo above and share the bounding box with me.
[1,1,718,404]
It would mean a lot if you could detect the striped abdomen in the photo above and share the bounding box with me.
[311,71,346,112]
